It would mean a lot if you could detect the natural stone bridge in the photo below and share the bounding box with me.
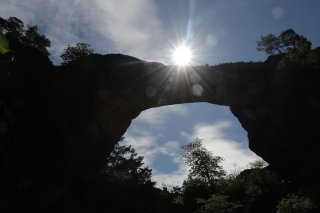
[1,44,320,203]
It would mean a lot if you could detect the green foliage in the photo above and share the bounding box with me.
[178,139,227,212]
[195,194,243,213]
[0,35,9,54]
[183,138,226,186]
[60,42,94,65]
[276,193,315,213]
[103,142,154,186]
[0,16,50,55]
[224,168,288,213]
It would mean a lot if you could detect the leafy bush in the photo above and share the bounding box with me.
[276,193,315,213]
[195,194,243,213]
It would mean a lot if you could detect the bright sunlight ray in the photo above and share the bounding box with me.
[172,45,192,66]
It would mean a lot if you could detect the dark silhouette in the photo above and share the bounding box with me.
[257,29,312,67]
[103,141,154,186]
[171,140,315,213]
[257,29,311,56]
[60,42,95,65]
[1,16,320,212]
[0,16,50,56]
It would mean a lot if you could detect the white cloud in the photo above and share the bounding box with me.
[124,134,189,186]
[0,0,165,63]
[122,129,155,150]
[188,121,263,173]
[152,162,189,187]
[141,140,181,165]
[122,104,190,186]
[124,130,181,166]
[124,106,263,186]
[135,105,188,126]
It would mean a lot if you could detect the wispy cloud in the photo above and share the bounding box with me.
[124,105,262,186]
[152,162,189,187]
[184,121,263,173]
[123,105,189,186]
[124,131,189,187]
[135,105,188,126]
[123,129,181,166]
[122,129,156,151]
[0,0,165,63]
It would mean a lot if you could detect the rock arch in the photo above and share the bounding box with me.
[1,46,320,202]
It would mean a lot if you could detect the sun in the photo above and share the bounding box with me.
[172,45,193,66]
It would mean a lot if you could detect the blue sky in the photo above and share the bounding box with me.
[2,0,320,186]
[122,104,259,186]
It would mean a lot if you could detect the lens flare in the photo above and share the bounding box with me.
[172,45,192,66]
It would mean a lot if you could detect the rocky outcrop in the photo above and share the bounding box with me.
[1,43,320,209]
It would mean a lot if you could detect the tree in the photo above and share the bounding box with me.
[257,29,312,67]
[0,16,50,55]
[279,29,311,51]
[0,17,24,38]
[60,42,94,65]
[183,138,226,187]
[23,25,50,56]
[257,29,311,56]
[257,34,284,55]
[103,142,154,186]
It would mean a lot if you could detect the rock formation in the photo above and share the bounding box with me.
[1,42,320,208]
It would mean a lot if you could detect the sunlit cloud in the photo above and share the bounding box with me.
[123,130,181,167]
[135,105,188,126]
[122,129,156,150]
[124,105,190,186]
[123,131,157,165]
[0,0,164,64]
[124,105,262,186]
[83,0,164,60]
[123,104,186,165]
[184,121,263,173]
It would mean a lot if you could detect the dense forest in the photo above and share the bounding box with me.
[1,16,320,212]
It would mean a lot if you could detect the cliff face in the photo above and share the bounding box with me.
[1,44,320,206]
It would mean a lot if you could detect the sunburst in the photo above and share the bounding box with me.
[171,44,193,66]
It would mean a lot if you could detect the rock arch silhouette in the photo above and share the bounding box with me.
[1,45,320,203]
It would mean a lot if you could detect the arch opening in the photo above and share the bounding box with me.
[121,103,265,187]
